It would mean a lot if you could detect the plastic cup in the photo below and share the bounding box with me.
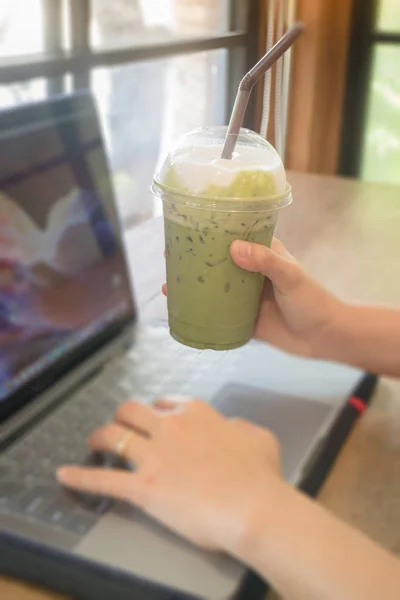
[152,126,292,350]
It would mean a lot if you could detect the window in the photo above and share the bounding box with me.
[0,0,256,227]
[0,0,44,57]
[360,0,400,185]
[0,0,46,109]
[93,50,227,222]
[339,0,400,186]
[90,0,230,50]
[376,0,400,30]
[361,43,400,185]
[0,79,46,110]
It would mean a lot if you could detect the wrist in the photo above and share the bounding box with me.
[311,299,355,363]
[230,477,296,566]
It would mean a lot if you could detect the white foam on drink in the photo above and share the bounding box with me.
[169,143,286,194]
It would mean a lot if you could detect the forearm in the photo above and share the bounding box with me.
[318,303,400,377]
[236,482,400,600]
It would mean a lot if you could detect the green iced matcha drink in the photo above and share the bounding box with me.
[152,127,291,350]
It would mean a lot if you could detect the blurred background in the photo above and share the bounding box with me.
[0,0,399,226]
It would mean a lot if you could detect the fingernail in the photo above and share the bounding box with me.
[162,395,193,403]
[56,467,68,482]
[236,240,251,258]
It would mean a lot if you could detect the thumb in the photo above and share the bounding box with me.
[230,240,301,294]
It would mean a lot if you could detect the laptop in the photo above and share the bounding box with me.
[0,91,364,600]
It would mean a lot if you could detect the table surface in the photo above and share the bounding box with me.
[2,171,400,599]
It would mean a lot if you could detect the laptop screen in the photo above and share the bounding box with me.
[0,92,135,421]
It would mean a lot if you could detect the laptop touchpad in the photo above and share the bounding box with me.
[212,383,332,480]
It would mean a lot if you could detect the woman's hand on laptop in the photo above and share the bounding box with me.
[57,397,285,552]
[57,396,400,600]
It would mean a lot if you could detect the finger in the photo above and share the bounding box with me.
[162,283,167,296]
[115,400,160,435]
[155,398,214,424]
[154,395,194,413]
[57,466,143,505]
[270,238,295,261]
[230,240,301,295]
[155,395,194,408]
[88,423,148,463]
[163,250,166,257]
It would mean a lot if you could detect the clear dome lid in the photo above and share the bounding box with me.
[153,126,289,202]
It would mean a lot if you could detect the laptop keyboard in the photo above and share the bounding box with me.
[0,324,242,538]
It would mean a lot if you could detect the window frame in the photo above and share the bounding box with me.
[338,0,400,177]
[0,0,260,127]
